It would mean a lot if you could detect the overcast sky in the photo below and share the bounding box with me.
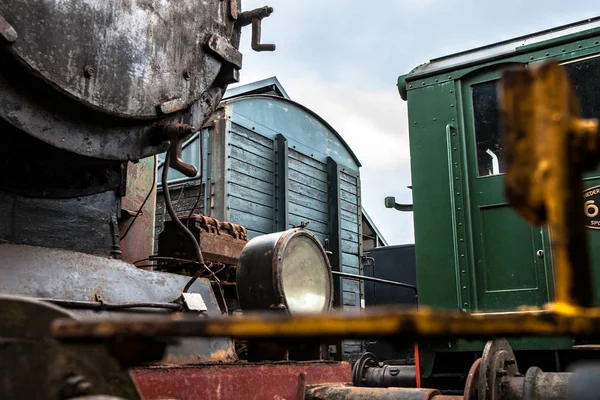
[232,1,600,245]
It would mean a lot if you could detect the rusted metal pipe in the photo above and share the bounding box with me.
[305,384,458,400]
[361,364,416,388]
[353,352,416,388]
[40,298,182,311]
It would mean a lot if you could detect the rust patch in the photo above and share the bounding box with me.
[132,362,351,400]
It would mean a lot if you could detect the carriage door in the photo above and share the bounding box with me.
[461,72,552,311]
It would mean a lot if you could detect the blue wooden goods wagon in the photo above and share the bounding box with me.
[155,80,364,360]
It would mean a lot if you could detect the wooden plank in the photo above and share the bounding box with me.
[340,190,358,205]
[230,145,273,172]
[342,265,360,275]
[288,202,329,224]
[230,170,273,195]
[229,209,272,234]
[342,252,359,268]
[340,179,357,195]
[340,208,358,224]
[289,180,328,203]
[343,291,357,306]
[289,149,327,172]
[289,157,327,183]
[341,229,359,243]
[288,192,328,214]
[289,214,329,235]
[340,171,357,184]
[230,122,274,148]
[341,218,358,234]
[288,169,328,193]
[230,158,274,184]
[228,183,273,208]
[228,195,273,219]
[246,228,267,239]
[340,200,358,214]
[229,131,272,160]
[342,239,359,254]
[342,279,360,293]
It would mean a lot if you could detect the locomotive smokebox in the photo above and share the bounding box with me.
[0,0,244,160]
[0,1,255,256]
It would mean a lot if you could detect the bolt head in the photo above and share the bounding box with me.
[84,67,95,78]
[183,70,191,80]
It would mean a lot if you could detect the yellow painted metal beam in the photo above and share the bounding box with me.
[52,303,600,341]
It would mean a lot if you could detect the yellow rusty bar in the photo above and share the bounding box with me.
[501,61,599,307]
[51,303,600,340]
[49,62,600,345]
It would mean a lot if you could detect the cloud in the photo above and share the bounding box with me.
[283,77,410,170]
[232,0,600,244]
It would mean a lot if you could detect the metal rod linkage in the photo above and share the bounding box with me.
[331,271,417,294]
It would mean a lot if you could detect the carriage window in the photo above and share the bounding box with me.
[564,55,600,119]
[472,56,600,178]
[472,80,504,177]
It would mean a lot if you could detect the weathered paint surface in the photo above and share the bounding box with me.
[401,21,600,376]
[0,0,236,118]
[121,157,156,267]
[132,362,352,400]
[155,95,364,360]
[0,243,236,364]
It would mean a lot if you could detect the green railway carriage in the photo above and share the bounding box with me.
[398,17,600,387]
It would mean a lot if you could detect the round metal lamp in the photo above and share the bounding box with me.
[236,228,334,314]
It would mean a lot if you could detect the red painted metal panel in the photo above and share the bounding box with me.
[132,362,351,400]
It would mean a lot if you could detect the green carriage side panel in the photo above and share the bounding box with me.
[401,18,600,377]
[407,81,462,312]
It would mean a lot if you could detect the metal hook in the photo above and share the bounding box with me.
[162,124,198,178]
[238,6,276,52]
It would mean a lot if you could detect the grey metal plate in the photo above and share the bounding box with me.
[0,243,237,364]
[1,0,239,119]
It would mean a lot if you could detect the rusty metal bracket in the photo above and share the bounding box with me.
[160,124,198,178]
[0,15,17,43]
[205,34,243,69]
[238,6,276,52]
[500,60,600,308]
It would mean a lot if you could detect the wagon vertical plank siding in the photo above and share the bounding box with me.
[156,88,364,360]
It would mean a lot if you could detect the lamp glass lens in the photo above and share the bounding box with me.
[281,235,331,314]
